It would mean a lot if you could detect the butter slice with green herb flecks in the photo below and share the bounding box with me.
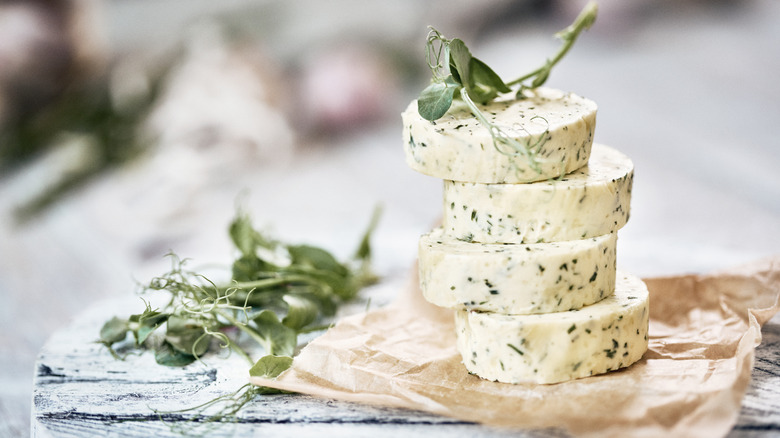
[402,87,597,183]
[443,144,633,244]
[418,228,616,315]
[455,271,648,384]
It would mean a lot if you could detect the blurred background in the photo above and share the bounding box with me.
[1,0,779,435]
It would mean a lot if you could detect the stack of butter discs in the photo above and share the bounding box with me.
[402,87,649,384]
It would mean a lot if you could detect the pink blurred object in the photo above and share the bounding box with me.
[297,44,399,135]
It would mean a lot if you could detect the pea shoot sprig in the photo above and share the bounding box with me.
[418,1,598,121]
[99,206,381,379]
[417,2,597,173]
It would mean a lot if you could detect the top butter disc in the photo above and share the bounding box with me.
[402,87,597,183]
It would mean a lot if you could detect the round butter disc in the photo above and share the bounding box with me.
[443,144,633,244]
[402,87,597,183]
[455,271,649,384]
[418,228,616,315]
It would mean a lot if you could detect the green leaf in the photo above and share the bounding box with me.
[470,57,510,93]
[281,294,319,330]
[287,245,347,276]
[448,59,462,85]
[165,316,210,357]
[417,80,459,121]
[464,58,511,104]
[248,354,293,378]
[155,341,197,367]
[229,213,257,257]
[468,84,499,105]
[139,310,169,326]
[448,38,473,91]
[353,205,382,262]
[133,309,170,344]
[99,317,129,345]
[229,211,276,258]
[253,310,297,357]
[295,288,337,317]
[232,254,278,282]
[136,325,157,345]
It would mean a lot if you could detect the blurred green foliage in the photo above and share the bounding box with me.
[0,62,172,221]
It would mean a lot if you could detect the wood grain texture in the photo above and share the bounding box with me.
[31,294,780,438]
[733,319,780,436]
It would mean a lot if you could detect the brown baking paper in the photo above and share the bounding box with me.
[251,256,780,437]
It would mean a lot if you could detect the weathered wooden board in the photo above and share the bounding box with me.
[32,291,780,438]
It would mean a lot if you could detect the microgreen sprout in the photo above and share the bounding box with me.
[417,2,597,173]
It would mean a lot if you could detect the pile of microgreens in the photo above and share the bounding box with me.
[99,206,380,424]
[417,1,597,173]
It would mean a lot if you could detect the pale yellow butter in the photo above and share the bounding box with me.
[402,87,597,183]
[419,228,616,315]
[455,271,649,384]
[443,144,633,244]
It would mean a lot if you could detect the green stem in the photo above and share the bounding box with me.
[216,310,270,352]
[232,275,320,290]
[508,68,543,87]
[507,1,597,87]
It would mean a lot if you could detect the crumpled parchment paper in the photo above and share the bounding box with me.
[251,256,780,437]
